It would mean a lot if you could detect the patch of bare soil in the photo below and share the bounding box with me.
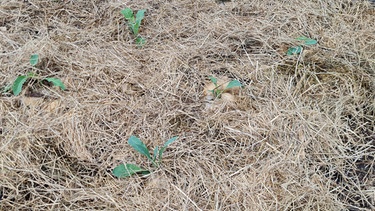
[1,0,374,210]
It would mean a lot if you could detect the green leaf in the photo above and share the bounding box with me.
[135,9,146,26]
[112,163,149,178]
[136,37,146,46]
[133,22,140,36]
[159,136,178,161]
[163,136,178,148]
[12,75,28,96]
[141,171,151,176]
[208,76,218,86]
[153,146,159,162]
[295,36,309,41]
[121,8,134,22]
[210,89,222,98]
[127,23,135,35]
[304,39,317,45]
[215,90,222,98]
[30,54,39,66]
[296,36,317,45]
[225,80,242,89]
[128,136,152,161]
[44,78,66,91]
[287,46,303,55]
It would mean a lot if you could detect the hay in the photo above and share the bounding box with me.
[1,0,374,210]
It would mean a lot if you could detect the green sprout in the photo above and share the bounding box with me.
[287,36,317,55]
[112,136,178,178]
[2,54,66,96]
[121,8,146,46]
[208,76,242,99]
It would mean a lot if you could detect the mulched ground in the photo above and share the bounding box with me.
[1,0,374,210]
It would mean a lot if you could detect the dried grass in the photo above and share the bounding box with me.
[0,0,374,210]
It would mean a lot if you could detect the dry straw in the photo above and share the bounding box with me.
[0,0,374,210]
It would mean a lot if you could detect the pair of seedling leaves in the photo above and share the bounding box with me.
[287,36,317,55]
[208,76,242,99]
[3,54,66,96]
[121,8,146,46]
[113,136,178,178]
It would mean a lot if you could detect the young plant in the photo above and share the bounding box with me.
[112,136,178,178]
[121,8,146,46]
[6,54,66,96]
[287,36,317,55]
[208,76,242,99]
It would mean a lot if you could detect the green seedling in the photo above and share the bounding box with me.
[208,76,242,99]
[121,8,146,46]
[113,136,178,178]
[4,54,66,96]
[287,36,317,55]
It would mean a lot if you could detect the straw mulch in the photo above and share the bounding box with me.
[1,0,374,210]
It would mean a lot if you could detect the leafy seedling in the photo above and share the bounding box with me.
[287,36,317,55]
[112,136,178,178]
[8,54,66,96]
[208,76,242,99]
[121,8,146,46]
